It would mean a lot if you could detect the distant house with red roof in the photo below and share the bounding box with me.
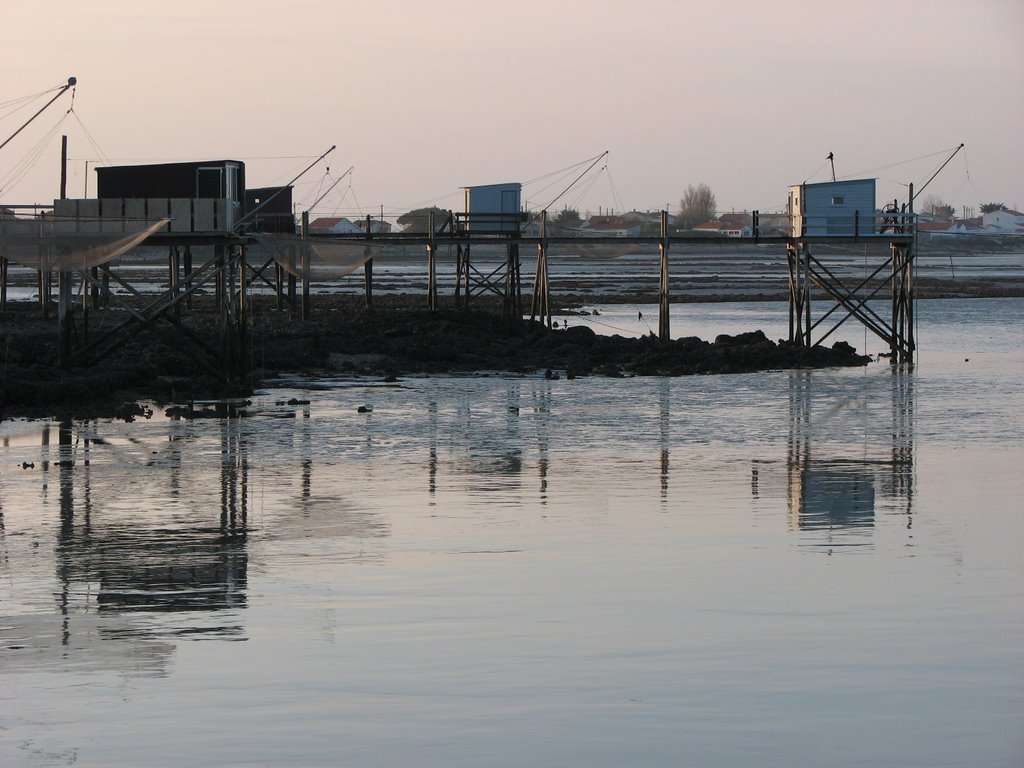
[356,218,392,234]
[693,217,752,238]
[309,217,362,234]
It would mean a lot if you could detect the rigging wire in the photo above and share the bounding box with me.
[803,156,832,184]
[605,165,627,213]
[837,146,961,182]
[0,80,71,116]
[529,150,609,222]
[0,110,71,195]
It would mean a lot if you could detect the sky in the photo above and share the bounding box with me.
[2,0,1022,220]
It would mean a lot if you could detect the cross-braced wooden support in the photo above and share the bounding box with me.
[787,237,915,363]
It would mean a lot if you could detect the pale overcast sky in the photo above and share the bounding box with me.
[2,0,1021,218]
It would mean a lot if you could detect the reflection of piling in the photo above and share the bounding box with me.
[659,378,670,499]
[885,365,915,525]
[428,400,438,497]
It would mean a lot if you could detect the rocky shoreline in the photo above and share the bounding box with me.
[0,294,877,421]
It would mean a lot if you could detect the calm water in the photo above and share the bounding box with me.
[1,299,1022,767]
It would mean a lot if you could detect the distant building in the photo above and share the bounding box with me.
[309,216,362,234]
[355,218,392,234]
[983,208,1024,232]
[693,219,751,238]
[581,215,640,237]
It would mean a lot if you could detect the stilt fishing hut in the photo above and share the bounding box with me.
[786,177,916,363]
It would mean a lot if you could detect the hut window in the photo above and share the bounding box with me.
[831,196,845,206]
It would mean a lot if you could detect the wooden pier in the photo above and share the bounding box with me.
[0,199,918,384]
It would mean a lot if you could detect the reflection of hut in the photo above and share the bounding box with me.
[58,524,248,617]
[0,613,175,677]
[795,466,875,532]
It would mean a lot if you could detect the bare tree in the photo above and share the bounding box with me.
[921,194,954,220]
[677,183,717,229]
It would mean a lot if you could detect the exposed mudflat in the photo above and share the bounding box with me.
[1,294,870,421]
[3,238,1021,421]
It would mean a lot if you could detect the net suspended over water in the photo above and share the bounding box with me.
[251,234,380,281]
[0,217,170,271]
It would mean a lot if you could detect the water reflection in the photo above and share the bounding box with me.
[774,368,916,551]
[659,377,670,501]
[426,381,554,499]
[54,417,249,634]
[1,415,256,678]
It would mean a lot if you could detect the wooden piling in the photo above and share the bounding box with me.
[364,215,373,311]
[658,210,670,341]
[427,209,437,311]
[301,211,310,320]
[57,270,73,368]
[530,211,550,328]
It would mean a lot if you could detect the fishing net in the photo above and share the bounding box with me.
[252,234,380,281]
[0,216,170,271]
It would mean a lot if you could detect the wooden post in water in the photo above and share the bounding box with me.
[238,245,248,378]
[275,262,284,311]
[503,241,521,321]
[890,183,915,364]
[301,211,310,321]
[217,245,228,376]
[530,211,550,328]
[906,184,915,361]
[56,134,71,364]
[658,210,670,341]
[454,244,465,307]
[1,250,7,315]
[57,270,73,368]
[427,209,437,311]
[184,246,193,311]
[787,242,811,348]
[802,243,811,346]
[170,246,181,320]
[364,214,373,311]
[81,260,89,351]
